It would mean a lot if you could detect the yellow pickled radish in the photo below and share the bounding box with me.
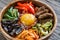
[20,14,36,26]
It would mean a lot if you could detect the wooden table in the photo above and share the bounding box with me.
[0,0,60,40]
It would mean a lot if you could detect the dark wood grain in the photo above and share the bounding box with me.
[0,0,60,40]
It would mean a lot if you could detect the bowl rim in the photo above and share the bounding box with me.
[0,0,57,40]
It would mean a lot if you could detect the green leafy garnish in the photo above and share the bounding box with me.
[2,7,19,22]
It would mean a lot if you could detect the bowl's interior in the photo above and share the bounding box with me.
[0,0,57,40]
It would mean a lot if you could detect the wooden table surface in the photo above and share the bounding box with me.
[0,0,60,40]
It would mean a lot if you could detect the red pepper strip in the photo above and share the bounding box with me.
[15,6,27,11]
[26,4,35,14]
[16,2,35,14]
[17,2,29,8]
[17,2,24,7]
[29,2,33,6]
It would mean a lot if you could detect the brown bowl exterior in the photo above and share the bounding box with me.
[0,0,57,40]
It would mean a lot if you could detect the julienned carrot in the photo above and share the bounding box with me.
[33,32,39,39]
[25,35,34,40]
[16,30,28,38]
[16,30,39,40]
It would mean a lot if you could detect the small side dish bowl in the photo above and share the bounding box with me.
[0,0,57,40]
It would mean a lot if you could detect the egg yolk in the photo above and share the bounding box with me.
[20,14,36,26]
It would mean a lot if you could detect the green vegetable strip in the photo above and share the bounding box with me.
[9,7,13,16]
[32,20,52,36]
[41,20,52,30]
[2,7,19,21]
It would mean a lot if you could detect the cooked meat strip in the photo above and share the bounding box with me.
[38,19,53,24]
[35,6,45,12]
[38,13,53,20]
[35,9,49,16]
